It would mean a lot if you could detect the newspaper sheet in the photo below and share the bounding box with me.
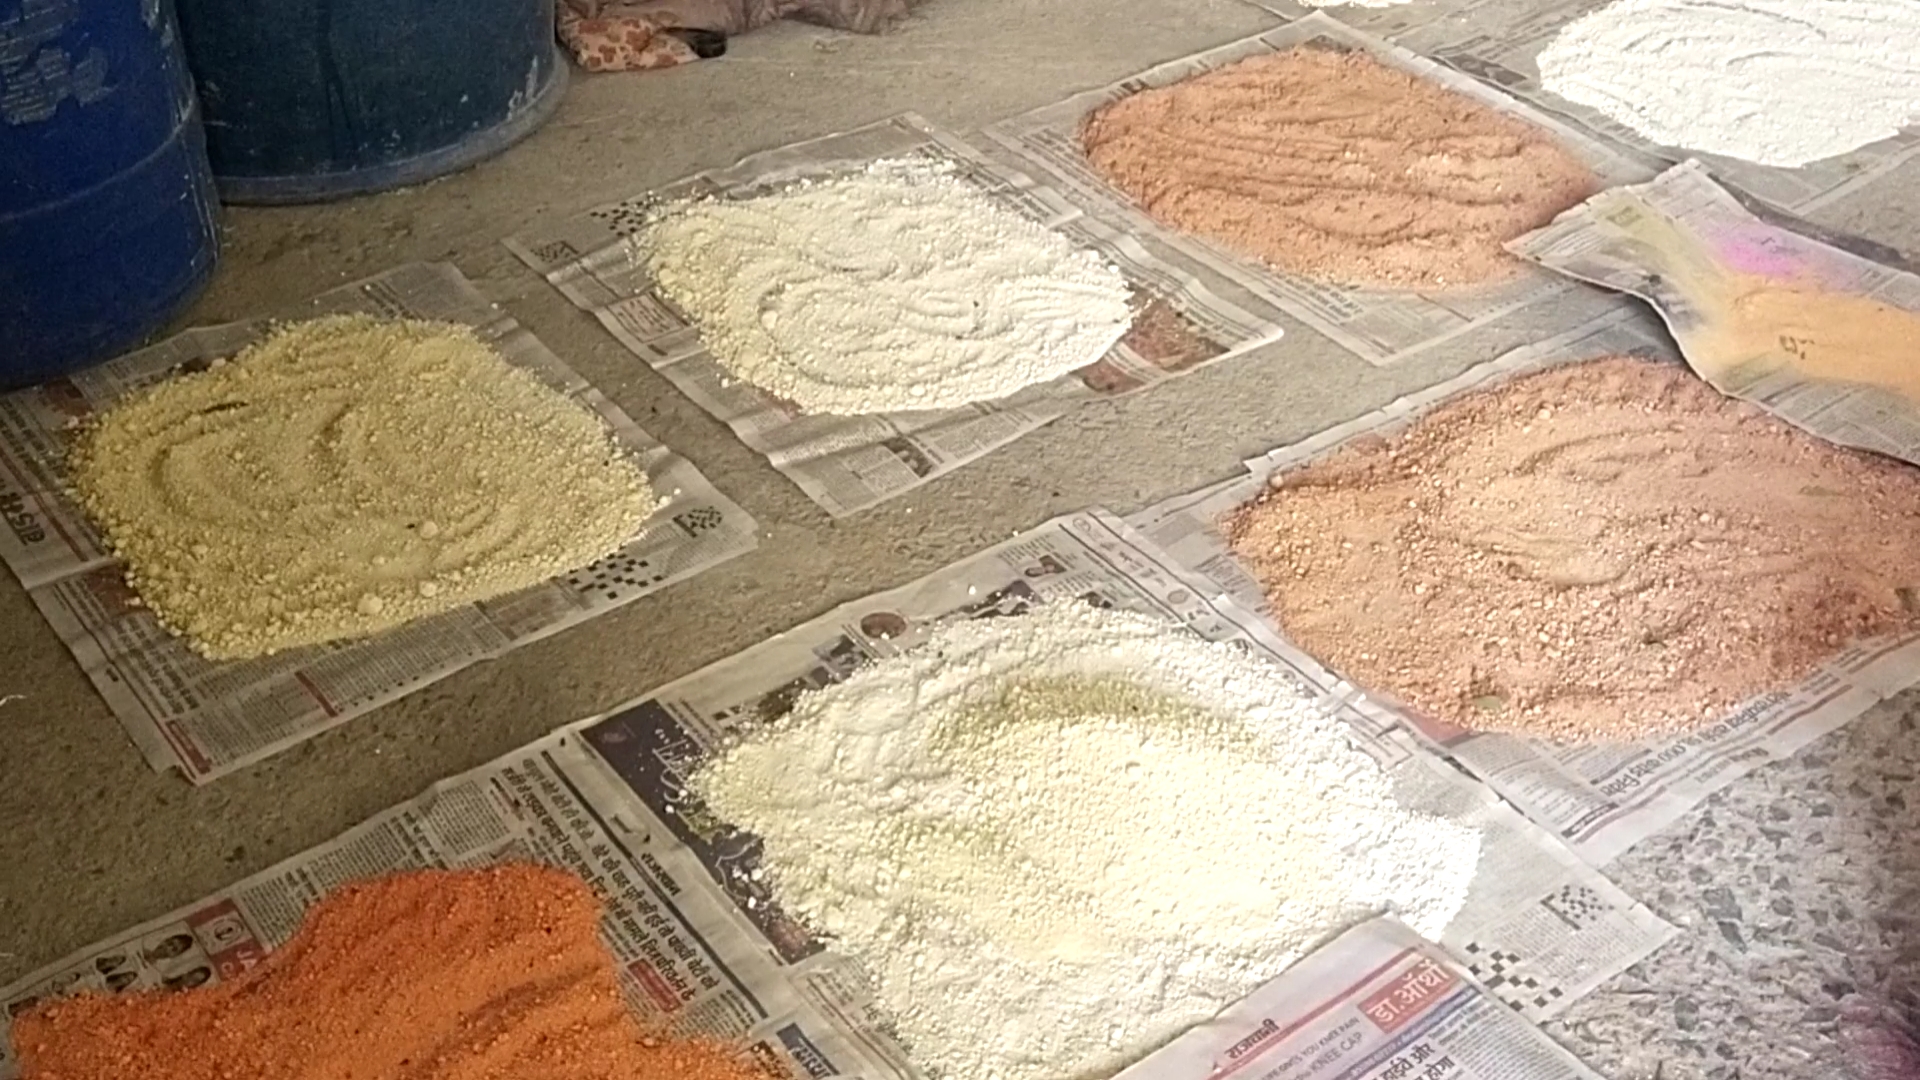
[506,113,1290,516]
[0,510,1671,1080]
[0,262,758,785]
[1120,915,1603,1080]
[1128,313,1920,866]
[981,14,1654,366]
[1246,0,1920,216]
[1510,160,1920,466]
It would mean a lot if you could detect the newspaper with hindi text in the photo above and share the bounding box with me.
[981,14,1654,367]
[1509,160,1920,467]
[1128,312,1920,866]
[0,510,1668,1080]
[0,262,758,785]
[506,113,1290,516]
[1119,915,1604,1080]
[1245,0,1920,216]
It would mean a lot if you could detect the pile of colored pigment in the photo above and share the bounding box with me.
[1226,356,1920,742]
[694,602,1480,1080]
[1079,46,1596,289]
[643,161,1133,415]
[70,316,656,660]
[13,866,769,1080]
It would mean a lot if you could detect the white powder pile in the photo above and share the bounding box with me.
[71,315,659,660]
[641,162,1135,415]
[694,602,1482,1080]
[1537,0,1920,167]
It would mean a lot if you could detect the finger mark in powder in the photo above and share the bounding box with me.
[1228,356,1920,742]
[1080,47,1597,289]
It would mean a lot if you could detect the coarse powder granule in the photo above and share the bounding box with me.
[1078,47,1597,290]
[12,866,772,1080]
[641,161,1135,415]
[692,602,1481,1080]
[69,315,659,660]
[1536,0,1920,168]
[1225,356,1920,743]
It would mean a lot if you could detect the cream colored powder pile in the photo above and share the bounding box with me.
[694,602,1481,1080]
[70,315,658,660]
[642,161,1135,415]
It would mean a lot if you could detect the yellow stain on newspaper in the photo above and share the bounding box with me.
[1592,192,1920,406]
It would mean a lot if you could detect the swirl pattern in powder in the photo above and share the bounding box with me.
[1537,0,1920,168]
[642,162,1134,415]
[69,315,657,659]
[1079,47,1597,289]
[1226,357,1920,742]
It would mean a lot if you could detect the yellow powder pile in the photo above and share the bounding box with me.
[69,315,658,660]
[13,866,773,1080]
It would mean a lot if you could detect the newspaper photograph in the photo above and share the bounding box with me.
[981,13,1654,366]
[1511,160,1920,467]
[0,510,1670,1080]
[1244,0,1920,216]
[1129,313,1920,866]
[0,262,758,785]
[1118,915,1605,1080]
[506,113,1290,517]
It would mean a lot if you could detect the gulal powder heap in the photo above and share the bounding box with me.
[694,601,1482,1080]
[13,865,772,1080]
[69,315,658,660]
[1537,0,1920,168]
[1079,47,1597,290]
[1226,356,1920,743]
[642,161,1134,414]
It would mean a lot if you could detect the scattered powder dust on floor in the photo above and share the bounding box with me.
[1225,356,1920,743]
[642,161,1135,415]
[70,315,659,660]
[13,866,770,1080]
[693,602,1482,1080]
[1078,47,1597,290]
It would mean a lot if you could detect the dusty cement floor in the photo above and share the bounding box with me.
[4,1,1920,1078]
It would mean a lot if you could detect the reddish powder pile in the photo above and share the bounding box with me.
[1226,356,1920,742]
[14,866,770,1080]
[1079,46,1597,290]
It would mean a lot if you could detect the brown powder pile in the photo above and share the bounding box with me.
[1079,46,1598,290]
[1225,356,1920,742]
[14,866,770,1080]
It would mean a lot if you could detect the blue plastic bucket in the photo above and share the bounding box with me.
[0,0,221,388]
[173,0,568,204]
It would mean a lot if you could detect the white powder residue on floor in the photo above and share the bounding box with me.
[1537,0,1920,167]
[641,162,1135,415]
[694,602,1482,1080]
[71,315,659,660]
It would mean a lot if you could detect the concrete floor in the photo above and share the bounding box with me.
[5,2,1920,1078]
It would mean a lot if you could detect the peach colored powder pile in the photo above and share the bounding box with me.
[13,866,771,1080]
[1079,46,1597,290]
[1226,356,1920,742]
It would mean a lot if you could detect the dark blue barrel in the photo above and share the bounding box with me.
[0,0,220,388]
[173,0,568,204]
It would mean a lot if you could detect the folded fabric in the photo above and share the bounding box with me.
[557,0,912,72]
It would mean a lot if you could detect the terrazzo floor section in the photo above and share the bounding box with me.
[3,1,1918,1078]
[1550,691,1920,1080]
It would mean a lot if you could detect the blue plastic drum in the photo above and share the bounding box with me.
[172,0,568,203]
[0,0,221,387]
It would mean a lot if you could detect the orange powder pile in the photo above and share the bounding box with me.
[1226,357,1920,742]
[1080,46,1597,290]
[14,866,771,1080]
